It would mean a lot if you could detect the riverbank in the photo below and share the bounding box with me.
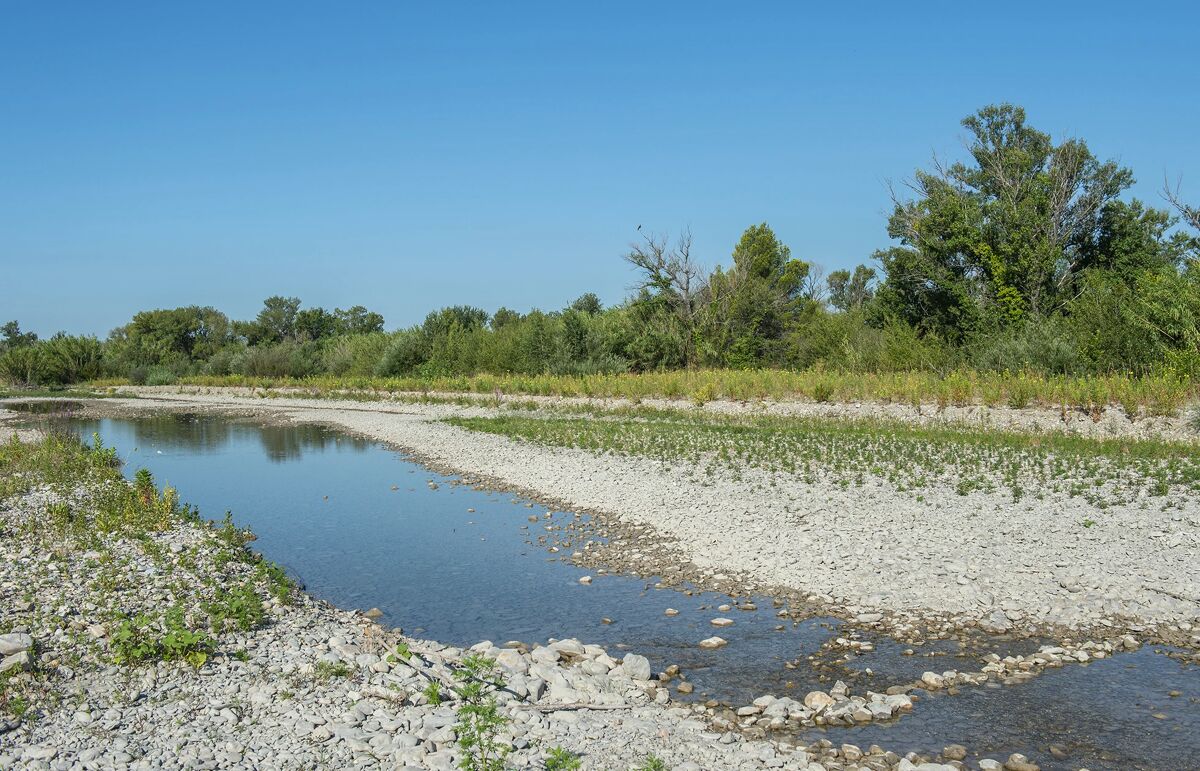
[53,388,1200,648]
[102,369,1200,428]
[97,382,1200,444]
[2,428,924,771]
[3,403,1197,769]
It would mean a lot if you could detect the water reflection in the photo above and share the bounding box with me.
[15,410,370,463]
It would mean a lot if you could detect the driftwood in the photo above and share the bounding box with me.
[1145,585,1200,605]
[511,702,633,712]
[360,686,408,703]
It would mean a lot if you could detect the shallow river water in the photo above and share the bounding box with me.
[13,406,1199,771]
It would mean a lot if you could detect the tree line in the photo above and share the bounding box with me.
[3,104,1198,388]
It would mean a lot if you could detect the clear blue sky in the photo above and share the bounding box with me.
[2,2,1197,337]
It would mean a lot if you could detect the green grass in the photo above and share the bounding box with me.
[0,386,116,400]
[312,661,353,682]
[444,411,1200,505]
[0,432,295,675]
[95,367,1197,414]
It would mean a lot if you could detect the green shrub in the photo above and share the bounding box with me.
[202,346,246,376]
[453,654,509,771]
[204,581,265,631]
[145,365,177,386]
[110,607,211,668]
[0,346,41,385]
[313,660,353,681]
[241,342,322,378]
[970,317,1083,375]
[545,746,583,771]
[374,330,428,377]
[323,333,390,376]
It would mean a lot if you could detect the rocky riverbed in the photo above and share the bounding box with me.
[70,389,1200,646]
[3,395,1199,770]
[0,424,1050,771]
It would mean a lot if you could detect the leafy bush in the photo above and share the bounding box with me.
[202,346,246,376]
[204,581,265,631]
[145,365,177,386]
[110,607,211,668]
[970,317,1083,375]
[374,330,428,377]
[313,660,353,682]
[545,747,583,771]
[0,335,102,385]
[0,346,40,385]
[241,341,323,378]
[323,332,390,376]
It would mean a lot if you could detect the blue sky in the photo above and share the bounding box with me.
[2,2,1197,337]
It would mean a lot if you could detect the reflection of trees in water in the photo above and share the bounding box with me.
[45,412,372,462]
[130,414,234,452]
[256,423,369,462]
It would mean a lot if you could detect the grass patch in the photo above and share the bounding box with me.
[98,367,1197,414]
[0,431,296,681]
[313,661,353,682]
[444,412,1200,504]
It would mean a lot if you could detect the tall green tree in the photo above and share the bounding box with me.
[826,265,877,311]
[702,223,810,366]
[108,306,232,369]
[296,307,338,341]
[877,104,1135,336]
[624,230,704,368]
[1,321,38,350]
[247,296,301,344]
[334,305,385,335]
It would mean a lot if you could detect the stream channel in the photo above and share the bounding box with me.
[7,403,1198,771]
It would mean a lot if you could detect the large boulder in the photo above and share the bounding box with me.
[0,633,33,656]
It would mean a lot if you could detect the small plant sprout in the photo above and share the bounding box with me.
[545,746,583,771]
[636,756,668,771]
[453,654,509,771]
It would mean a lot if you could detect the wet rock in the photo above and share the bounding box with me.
[1004,753,1040,771]
[803,691,834,711]
[710,617,734,627]
[942,744,967,760]
[920,671,946,689]
[698,636,727,649]
[664,608,680,616]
